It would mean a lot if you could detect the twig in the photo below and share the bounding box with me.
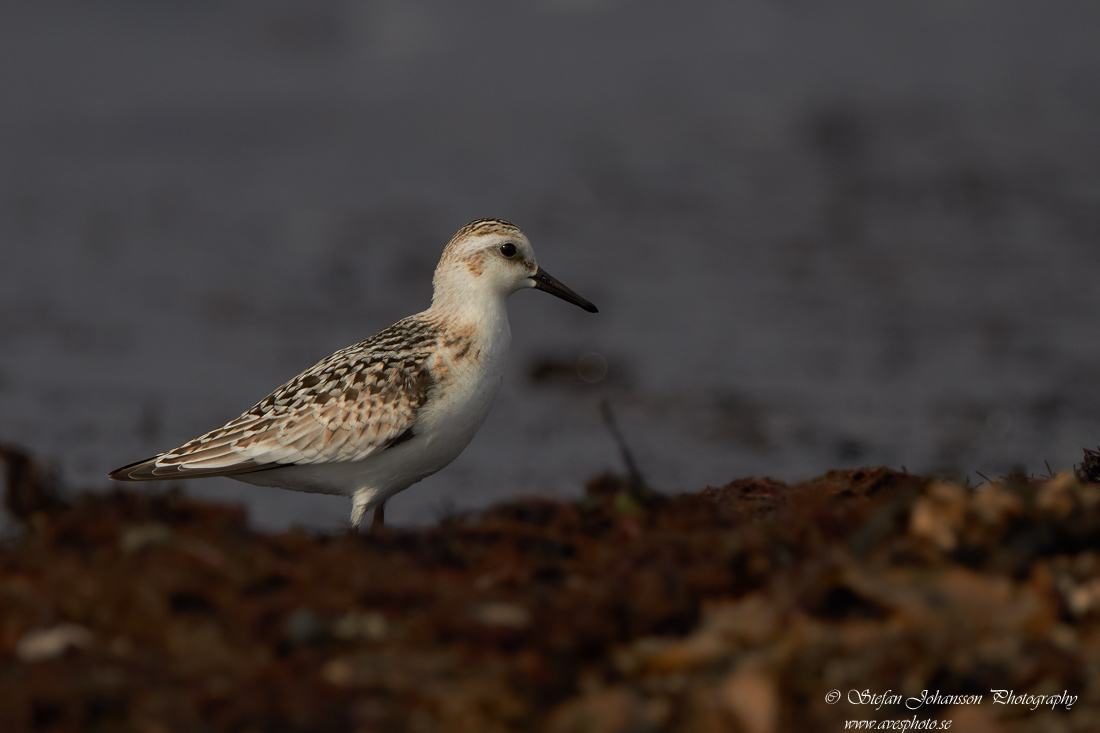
[600,398,650,501]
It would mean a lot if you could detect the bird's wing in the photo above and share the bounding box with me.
[109,320,438,481]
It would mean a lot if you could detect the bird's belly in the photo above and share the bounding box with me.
[234,354,505,499]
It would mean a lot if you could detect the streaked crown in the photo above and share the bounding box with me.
[438,218,526,265]
[432,218,538,302]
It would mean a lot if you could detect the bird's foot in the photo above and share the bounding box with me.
[369,504,388,536]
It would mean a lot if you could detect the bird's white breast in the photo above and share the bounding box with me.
[414,319,511,472]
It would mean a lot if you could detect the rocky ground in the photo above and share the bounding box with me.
[3,444,1100,732]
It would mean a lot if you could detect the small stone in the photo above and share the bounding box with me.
[721,662,777,733]
[323,658,354,686]
[471,602,531,629]
[120,523,173,553]
[332,610,388,642]
[16,624,93,662]
[545,688,667,733]
[283,609,324,644]
[909,482,966,551]
[1066,579,1100,617]
[971,484,1022,528]
[1036,472,1077,519]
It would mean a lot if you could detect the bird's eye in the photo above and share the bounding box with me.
[499,242,517,258]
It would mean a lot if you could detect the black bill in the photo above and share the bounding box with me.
[530,267,599,313]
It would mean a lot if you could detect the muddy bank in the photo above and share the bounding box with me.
[3,446,1100,732]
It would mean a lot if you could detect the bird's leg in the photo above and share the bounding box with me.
[370,502,387,534]
[350,490,371,531]
[350,489,387,535]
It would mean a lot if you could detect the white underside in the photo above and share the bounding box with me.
[235,305,511,527]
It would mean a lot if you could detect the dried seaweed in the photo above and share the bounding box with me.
[2,445,1098,732]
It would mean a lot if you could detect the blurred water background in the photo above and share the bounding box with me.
[2,1,1100,531]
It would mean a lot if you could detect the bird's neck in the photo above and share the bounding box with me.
[427,282,511,343]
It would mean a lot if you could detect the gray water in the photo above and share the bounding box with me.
[3,1,1100,531]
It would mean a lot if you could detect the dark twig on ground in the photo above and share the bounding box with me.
[599,398,653,503]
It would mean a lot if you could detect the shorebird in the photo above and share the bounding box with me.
[109,218,597,530]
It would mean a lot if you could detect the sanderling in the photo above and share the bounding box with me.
[109,219,597,530]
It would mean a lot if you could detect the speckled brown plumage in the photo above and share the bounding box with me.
[109,316,441,480]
